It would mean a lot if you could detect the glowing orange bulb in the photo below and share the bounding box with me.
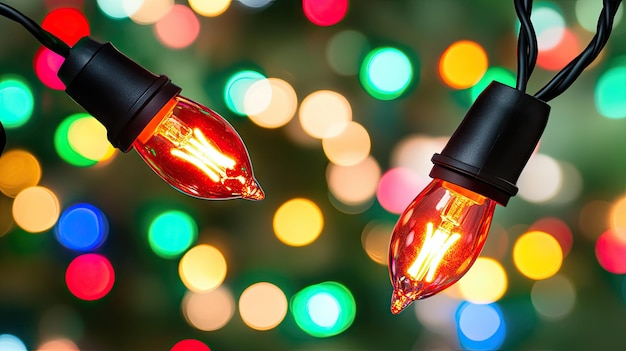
[132,95,264,201]
[388,179,496,314]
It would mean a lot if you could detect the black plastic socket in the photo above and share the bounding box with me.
[58,37,181,152]
[430,81,551,205]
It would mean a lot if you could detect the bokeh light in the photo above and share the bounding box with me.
[182,287,235,331]
[439,40,488,89]
[273,198,323,246]
[322,121,370,166]
[54,203,109,251]
[376,167,428,214]
[536,28,580,71]
[189,0,231,17]
[290,281,356,338]
[246,78,297,128]
[34,47,65,90]
[0,334,27,351]
[129,0,174,24]
[576,0,623,32]
[302,0,349,26]
[469,67,516,102]
[529,217,573,257]
[414,292,460,335]
[610,195,626,239]
[390,135,448,175]
[456,302,506,350]
[360,47,414,100]
[517,153,563,203]
[179,244,227,292]
[170,339,211,351]
[326,30,368,76]
[224,70,267,116]
[0,77,34,128]
[148,210,197,259]
[360,221,393,265]
[531,274,576,320]
[55,113,99,167]
[67,115,116,163]
[97,0,131,19]
[458,257,508,304]
[154,4,201,49]
[327,155,381,206]
[595,65,626,119]
[299,90,352,139]
[513,230,563,280]
[595,230,626,274]
[529,3,565,51]
[42,7,90,46]
[239,0,273,9]
[238,282,288,331]
[36,338,79,351]
[65,253,115,301]
[13,186,60,233]
[0,149,41,197]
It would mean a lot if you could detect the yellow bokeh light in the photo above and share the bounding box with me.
[360,221,394,265]
[513,231,563,280]
[0,149,41,197]
[179,244,227,292]
[322,121,371,166]
[13,186,60,233]
[458,257,508,304]
[610,195,626,240]
[273,198,324,246]
[67,116,116,162]
[439,40,488,89]
[299,90,352,139]
[189,0,231,17]
[238,282,288,331]
[129,0,174,24]
[247,78,298,129]
[182,287,235,331]
[327,155,381,206]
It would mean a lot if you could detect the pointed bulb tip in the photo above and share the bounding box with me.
[242,180,265,201]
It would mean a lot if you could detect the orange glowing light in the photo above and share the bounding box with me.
[389,179,496,314]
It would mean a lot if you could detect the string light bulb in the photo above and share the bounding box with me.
[57,37,263,200]
[389,82,550,314]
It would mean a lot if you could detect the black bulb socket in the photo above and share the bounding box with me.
[58,37,181,152]
[430,81,551,205]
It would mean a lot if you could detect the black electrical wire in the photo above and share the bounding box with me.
[514,0,622,102]
[0,2,69,57]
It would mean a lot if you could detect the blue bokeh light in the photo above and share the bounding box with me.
[55,203,109,251]
[456,302,506,350]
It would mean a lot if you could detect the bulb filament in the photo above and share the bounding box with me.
[407,222,461,282]
[157,116,236,182]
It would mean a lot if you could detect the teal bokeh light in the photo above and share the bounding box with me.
[148,210,197,259]
[595,65,626,119]
[290,281,356,338]
[0,334,27,351]
[360,47,415,100]
[224,70,266,116]
[0,77,34,129]
[469,67,516,102]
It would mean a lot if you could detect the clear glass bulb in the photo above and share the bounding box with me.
[132,95,264,201]
[388,179,496,314]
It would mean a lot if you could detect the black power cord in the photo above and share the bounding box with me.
[515,0,623,101]
[0,2,69,57]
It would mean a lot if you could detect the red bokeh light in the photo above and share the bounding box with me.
[595,230,626,274]
[42,7,90,46]
[33,46,66,90]
[536,28,580,71]
[302,0,349,26]
[65,253,115,300]
[171,339,211,351]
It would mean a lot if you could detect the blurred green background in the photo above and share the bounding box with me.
[1,0,626,350]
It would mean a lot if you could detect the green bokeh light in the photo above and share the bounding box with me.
[595,66,626,119]
[224,70,266,116]
[0,77,34,129]
[469,67,516,102]
[360,47,414,100]
[148,210,197,259]
[290,281,356,338]
[54,113,98,167]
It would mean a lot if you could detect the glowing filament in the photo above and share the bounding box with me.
[157,117,236,182]
[407,222,461,282]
